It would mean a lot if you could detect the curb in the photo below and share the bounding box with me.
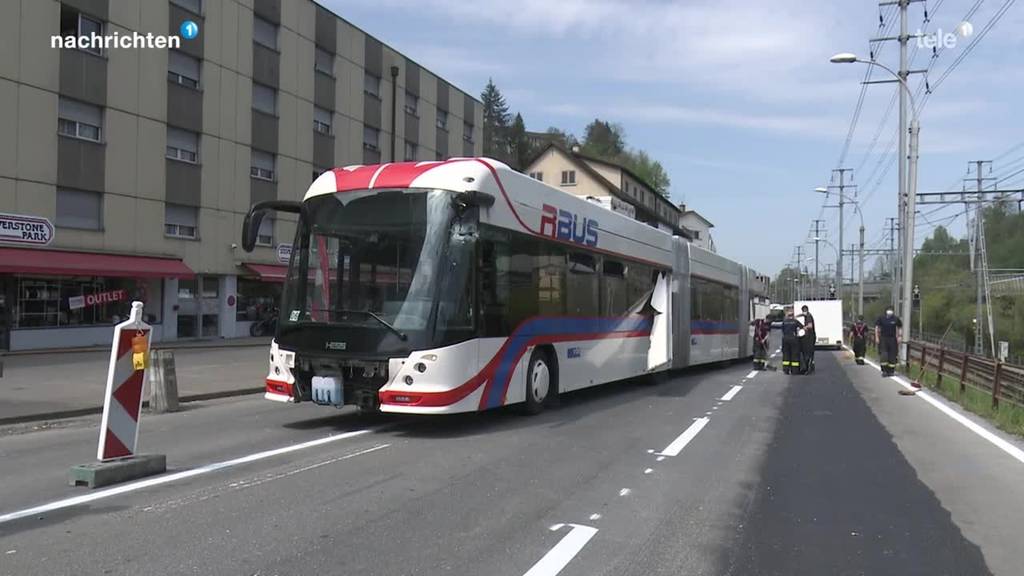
[0,387,264,427]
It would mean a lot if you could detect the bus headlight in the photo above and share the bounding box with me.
[414,362,427,373]
[403,375,414,386]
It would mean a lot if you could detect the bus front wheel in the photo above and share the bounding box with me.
[524,348,557,414]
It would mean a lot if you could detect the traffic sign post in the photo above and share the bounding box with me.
[70,301,166,488]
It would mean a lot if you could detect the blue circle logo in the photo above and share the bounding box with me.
[180,20,199,40]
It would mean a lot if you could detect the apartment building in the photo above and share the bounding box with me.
[526,143,691,237]
[0,0,483,351]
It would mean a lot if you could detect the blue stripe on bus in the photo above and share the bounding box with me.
[690,320,739,335]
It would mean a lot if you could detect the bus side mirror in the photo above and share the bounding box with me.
[454,190,495,209]
[241,200,302,252]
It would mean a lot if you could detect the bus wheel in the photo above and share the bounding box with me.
[524,348,555,414]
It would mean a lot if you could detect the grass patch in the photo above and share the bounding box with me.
[862,343,1024,438]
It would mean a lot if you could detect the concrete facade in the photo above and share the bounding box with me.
[0,0,483,351]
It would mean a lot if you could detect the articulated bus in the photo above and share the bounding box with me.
[241,158,766,415]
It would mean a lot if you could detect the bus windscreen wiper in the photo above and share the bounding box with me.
[328,309,408,340]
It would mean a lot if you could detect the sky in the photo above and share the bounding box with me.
[324,0,1024,276]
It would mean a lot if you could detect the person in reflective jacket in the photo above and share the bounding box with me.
[875,307,903,377]
[851,315,869,365]
[750,315,771,371]
[778,310,804,375]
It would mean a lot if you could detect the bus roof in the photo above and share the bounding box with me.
[305,157,678,268]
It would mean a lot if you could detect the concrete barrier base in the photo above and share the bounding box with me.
[69,454,167,488]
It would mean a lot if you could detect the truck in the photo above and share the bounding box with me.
[793,299,844,349]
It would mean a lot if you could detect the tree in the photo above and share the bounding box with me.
[480,78,511,161]
[623,149,671,197]
[507,113,531,171]
[545,126,577,149]
[581,119,626,159]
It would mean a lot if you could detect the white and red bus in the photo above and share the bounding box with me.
[241,158,766,415]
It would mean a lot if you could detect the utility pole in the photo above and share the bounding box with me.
[811,219,825,298]
[795,245,805,301]
[970,160,993,355]
[825,168,854,305]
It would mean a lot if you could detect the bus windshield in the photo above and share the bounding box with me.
[281,189,474,342]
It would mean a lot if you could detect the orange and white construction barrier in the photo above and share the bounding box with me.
[97,301,151,461]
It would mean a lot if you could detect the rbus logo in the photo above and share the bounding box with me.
[540,204,599,247]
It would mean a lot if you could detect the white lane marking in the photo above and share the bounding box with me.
[0,429,374,525]
[523,523,599,576]
[855,351,1024,466]
[643,468,653,474]
[657,417,710,457]
[618,488,631,497]
[746,370,758,379]
[656,456,665,462]
[646,449,655,454]
[589,513,601,521]
[721,385,743,402]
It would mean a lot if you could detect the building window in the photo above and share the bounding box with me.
[60,6,103,56]
[404,92,418,116]
[436,109,448,131]
[560,170,576,186]
[57,97,102,142]
[165,203,198,238]
[404,140,417,161]
[14,278,161,328]
[463,121,474,143]
[313,106,332,135]
[250,149,275,181]
[362,125,379,151]
[168,50,200,89]
[529,172,543,181]
[364,72,381,99]
[256,216,273,246]
[252,83,276,115]
[56,188,102,230]
[171,0,202,14]
[253,16,278,50]
[315,47,333,76]
[166,127,199,163]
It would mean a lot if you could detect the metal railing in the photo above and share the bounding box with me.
[906,341,1024,410]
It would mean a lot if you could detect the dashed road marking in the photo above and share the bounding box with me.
[721,385,743,402]
[589,513,601,521]
[657,417,710,457]
[643,468,653,474]
[619,488,631,497]
[523,523,599,576]
[656,456,665,462]
[746,370,758,379]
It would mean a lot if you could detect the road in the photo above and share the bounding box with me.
[1,341,1022,575]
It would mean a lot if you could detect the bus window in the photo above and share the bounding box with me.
[601,259,627,315]
[567,252,598,316]
[535,246,565,316]
[478,235,511,337]
[626,263,654,313]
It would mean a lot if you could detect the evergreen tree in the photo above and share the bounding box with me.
[581,119,626,159]
[480,78,511,161]
[507,113,531,171]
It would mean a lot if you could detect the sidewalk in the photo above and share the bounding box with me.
[0,341,271,424]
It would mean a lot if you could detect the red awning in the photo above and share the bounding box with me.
[243,263,289,282]
[0,247,195,278]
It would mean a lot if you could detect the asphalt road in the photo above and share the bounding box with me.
[1,341,1022,576]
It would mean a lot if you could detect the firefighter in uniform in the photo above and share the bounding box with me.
[875,307,903,377]
[779,310,804,375]
[797,305,816,374]
[851,315,868,365]
[750,315,770,370]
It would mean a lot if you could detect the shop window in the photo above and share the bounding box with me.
[236,278,281,322]
[14,278,160,328]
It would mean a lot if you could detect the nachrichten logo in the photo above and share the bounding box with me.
[51,20,199,51]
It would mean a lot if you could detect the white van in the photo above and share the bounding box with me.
[793,300,844,349]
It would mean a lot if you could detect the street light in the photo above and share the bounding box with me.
[831,52,920,362]
[816,186,866,317]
